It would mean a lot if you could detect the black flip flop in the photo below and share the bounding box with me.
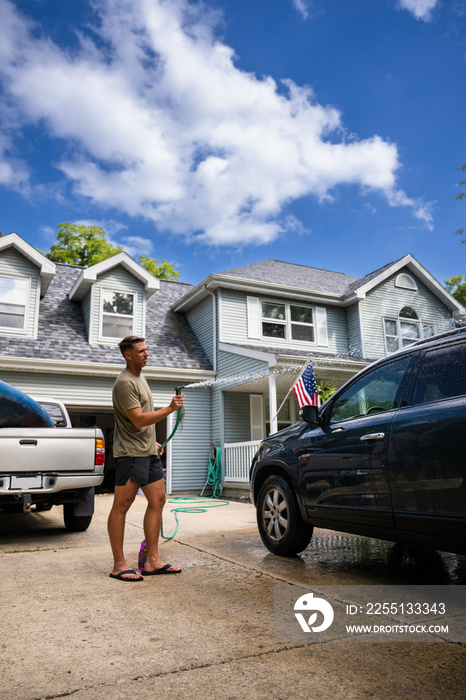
[109,569,144,582]
[141,563,182,575]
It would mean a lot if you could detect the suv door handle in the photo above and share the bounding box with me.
[360,433,385,441]
[19,439,38,446]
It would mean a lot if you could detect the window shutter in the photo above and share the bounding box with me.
[247,296,261,339]
[315,306,328,346]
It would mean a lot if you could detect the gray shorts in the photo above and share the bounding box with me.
[114,455,164,487]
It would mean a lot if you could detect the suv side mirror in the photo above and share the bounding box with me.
[300,405,319,426]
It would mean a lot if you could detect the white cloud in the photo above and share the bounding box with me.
[398,0,439,21]
[0,0,433,246]
[121,235,155,259]
[292,0,311,20]
[0,124,29,188]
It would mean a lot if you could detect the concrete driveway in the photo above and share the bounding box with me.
[1,494,465,700]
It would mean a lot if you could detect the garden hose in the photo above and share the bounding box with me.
[160,496,229,540]
[199,444,223,498]
[159,406,182,451]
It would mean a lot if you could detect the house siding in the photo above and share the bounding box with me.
[360,271,453,359]
[219,288,348,354]
[152,382,212,491]
[185,295,214,366]
[346,303,363,358]
[90,266,145,344]
[0,248,40,339]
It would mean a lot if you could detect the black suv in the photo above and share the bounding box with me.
[250,329,466,556]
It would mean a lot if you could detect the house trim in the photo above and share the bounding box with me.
[69,252,160,301]
[0,354,217,381]
[0,233,56,295]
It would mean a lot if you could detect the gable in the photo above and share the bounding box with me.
[360,270,453,359]
[0,247,40,339]
[87,265,146,345]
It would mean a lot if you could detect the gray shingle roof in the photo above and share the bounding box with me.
[0,264,212,371]
[344,259,400,295]
[220,260,360,295]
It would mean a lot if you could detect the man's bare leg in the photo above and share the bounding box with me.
[108,479,141,579]
[142,478,181,573]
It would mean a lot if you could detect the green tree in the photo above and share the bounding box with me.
[445,274,466,307]
[45,223,123,266]
[44,223,180,280]
[138,255,180,281]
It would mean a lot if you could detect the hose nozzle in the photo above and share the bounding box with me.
[175,385,186,395]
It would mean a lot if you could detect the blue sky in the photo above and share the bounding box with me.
[0,0,465,286]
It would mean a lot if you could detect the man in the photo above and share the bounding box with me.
[108,335,184,581]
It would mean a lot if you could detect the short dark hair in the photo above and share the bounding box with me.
[118,335,145,357]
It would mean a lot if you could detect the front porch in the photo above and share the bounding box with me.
[220,354,366,485]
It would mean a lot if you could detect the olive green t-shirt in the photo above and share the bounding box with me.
[112,368,157,457]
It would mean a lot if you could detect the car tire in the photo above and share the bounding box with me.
[256,475,313,556]
[63,504,93,532]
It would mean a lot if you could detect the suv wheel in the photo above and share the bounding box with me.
[256,475,313,556]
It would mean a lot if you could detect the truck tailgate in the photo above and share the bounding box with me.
[0,428,99,472]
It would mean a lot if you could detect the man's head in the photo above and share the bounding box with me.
[118,336,148,373]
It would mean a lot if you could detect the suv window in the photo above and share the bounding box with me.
[412,342,466,405]
[329,355,413,424]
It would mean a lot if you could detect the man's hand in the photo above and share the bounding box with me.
[170,393,184,412]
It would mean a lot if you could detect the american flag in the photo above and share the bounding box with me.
[293,360,321,409]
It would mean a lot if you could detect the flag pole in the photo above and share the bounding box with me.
[271,356,311,424]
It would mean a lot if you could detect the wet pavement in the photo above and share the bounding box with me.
[1,493,465,699]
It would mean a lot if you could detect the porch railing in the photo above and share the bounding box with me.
[223,440,261,482]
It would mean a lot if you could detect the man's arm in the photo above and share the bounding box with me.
[125,394,183,429]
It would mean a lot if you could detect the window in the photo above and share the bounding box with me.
[395,273,417,291]
[329,355,413,424]
[412,343,466,405]
[261,300,314,342]
[0,275,29,330]
[265,397,298,434]
[101,289,135,339]
[383,307,435,354]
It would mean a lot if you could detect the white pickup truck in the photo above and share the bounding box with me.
[0,397,105,531]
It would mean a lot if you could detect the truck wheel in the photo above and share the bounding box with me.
[63,504,93,532]
[256,475,313,556]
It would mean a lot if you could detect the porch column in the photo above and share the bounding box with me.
[268,373,278,435]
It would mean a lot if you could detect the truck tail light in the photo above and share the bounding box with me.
[95,438,105,466]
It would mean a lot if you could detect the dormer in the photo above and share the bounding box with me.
[0,233,56,339]
[68,252,159,345]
